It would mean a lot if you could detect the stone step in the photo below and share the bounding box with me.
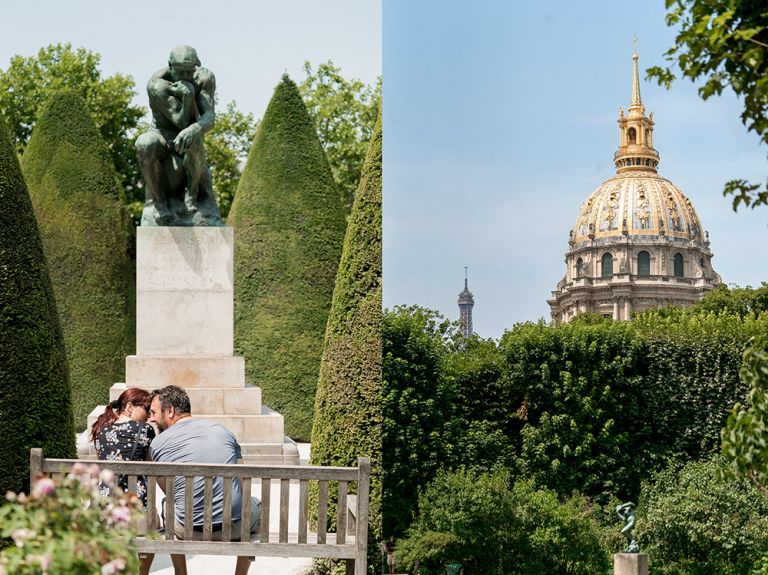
[125,355,245,388]
[109,383,262,415]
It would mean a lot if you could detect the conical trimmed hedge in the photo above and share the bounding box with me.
[0,113,75,494]
[21,91,135,430]
[229,75,346,441]
[311,111,382,542]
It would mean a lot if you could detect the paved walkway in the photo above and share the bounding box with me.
[149,444,313,575]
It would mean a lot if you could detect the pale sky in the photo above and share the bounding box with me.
[384,0,767,339]
[2,1,381,127]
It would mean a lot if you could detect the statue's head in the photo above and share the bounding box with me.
[168,45,200,82]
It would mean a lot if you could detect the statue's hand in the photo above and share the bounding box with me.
[173,123,202,154]
[169,81,194,99]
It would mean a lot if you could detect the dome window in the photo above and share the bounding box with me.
[674,253,684,277]
[575,257,584,277]
[638,251,650,276]
[628,127,637,145]
[601,253,613,278]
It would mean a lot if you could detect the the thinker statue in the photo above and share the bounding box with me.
[136,45,223,226]
[616,502,640,553]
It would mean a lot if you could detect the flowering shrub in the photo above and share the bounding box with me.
[0,463,140,574]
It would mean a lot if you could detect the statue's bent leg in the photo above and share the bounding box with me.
[136,131,173,224]
[181,136,206,214]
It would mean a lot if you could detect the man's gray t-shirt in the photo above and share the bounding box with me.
[150,418,243,525]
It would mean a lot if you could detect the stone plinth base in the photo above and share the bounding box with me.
[126,356,246,389]
[136,227,233,356]
[614,554,648,575]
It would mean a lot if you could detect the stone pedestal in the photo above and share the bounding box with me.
[614,553,648,575]
[85,227,297,464]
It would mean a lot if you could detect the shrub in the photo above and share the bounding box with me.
[0,114,75,494]
[397,468,610,575]
[21,90,135,429]
[229,75,346,441]
[637,457,768,575]
[0,464,141,573]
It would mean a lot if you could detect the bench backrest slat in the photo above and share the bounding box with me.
[165,478,175,541]
[222,478,233,542]
[298,479,309,544]
[317,480,328,544]
[203,477,214,540]
[241,477,252,542]
[260,477,271,542]
[184,476,194,540]
[279,478,289,543]
[147,476,158,531]
[337,480,348,544]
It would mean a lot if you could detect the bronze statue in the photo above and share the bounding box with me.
[136,45,223,226]
[616,502,639,553]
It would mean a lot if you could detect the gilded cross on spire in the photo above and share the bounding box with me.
[630,35,642,108]
[633,33,637,55]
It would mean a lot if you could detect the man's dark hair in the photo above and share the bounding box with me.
[150,385,191,414]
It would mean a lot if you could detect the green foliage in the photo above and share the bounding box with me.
[310,112,382,560]
[21,90,135,430]
[637,457,768,575]
[230,75,346,441]
[397,468,610,575]
[382,306,458,537]
[503,320,647,501]
[0,465,140,573]
[299,61,381,211]
[648,0,768,210]
[0,114,75,494]
[721,340,768,494]
[691,281,768,317]
[205,100,258,221]
[0,44,144,209]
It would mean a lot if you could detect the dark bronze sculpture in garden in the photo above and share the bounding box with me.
[136,45,223,226]
[616,501,640,553]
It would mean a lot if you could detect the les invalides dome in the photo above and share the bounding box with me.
[548,48,720,323]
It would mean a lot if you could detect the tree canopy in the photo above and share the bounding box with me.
[0,44,144,208]
[299,61,381,212]
[648,0,768,210]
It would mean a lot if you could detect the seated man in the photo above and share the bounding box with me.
[135,45,222,226]
[148,385,261,575]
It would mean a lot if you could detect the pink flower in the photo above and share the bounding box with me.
[100,469,115,486]
[109,504,131,524]
[100,558,126,574]
[31,477,55,499]
[5,491,16,502]
[11,528,36,547]
[88,464,101,480]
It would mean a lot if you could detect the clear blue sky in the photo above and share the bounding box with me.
[2,1,381,130]
[383,0,767,339]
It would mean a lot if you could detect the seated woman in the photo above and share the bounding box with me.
[90,388,155,505]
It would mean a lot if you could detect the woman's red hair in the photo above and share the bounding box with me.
[90,387,151,442]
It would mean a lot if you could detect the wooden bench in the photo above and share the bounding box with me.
[29,448,370,575]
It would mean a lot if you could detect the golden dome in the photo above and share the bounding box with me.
[571,171,707,247]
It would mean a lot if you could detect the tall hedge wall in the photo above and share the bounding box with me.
[0,113,75,494]
[21,91,135,429]
[229,75,346,441]
[311,112,382,545]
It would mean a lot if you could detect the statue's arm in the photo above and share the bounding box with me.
[193,68,216,134]
[147,69,194,130]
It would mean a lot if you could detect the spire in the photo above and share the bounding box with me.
[614,40,659,173]
[458,267,474,339]
[630,34,642,110]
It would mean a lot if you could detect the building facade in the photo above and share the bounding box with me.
[548,49,720,323]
